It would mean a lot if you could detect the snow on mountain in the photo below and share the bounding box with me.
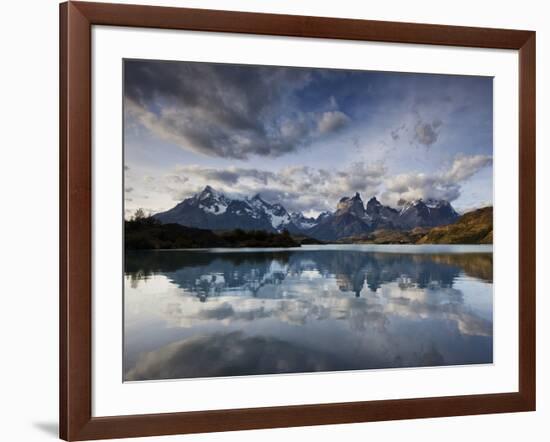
[155,187,303,233]
[315,211,332,222]
[247,194,293,230]
[290,212,318,230]
[397,198,458,229]
[195,185,230,215]
[154,186,459,239]
[307,193,459,240]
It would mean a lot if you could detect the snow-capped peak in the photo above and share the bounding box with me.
[399,199,423,214]
[155,186,459,238]
[242,193,292,229]
[424,198,450,209]
[290,212,317,230]
[196,186,230,215]
[247,193,267,209]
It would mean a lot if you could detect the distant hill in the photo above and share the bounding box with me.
[417,207,493,244]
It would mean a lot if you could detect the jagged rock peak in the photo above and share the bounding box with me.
[154,185,460,241]
[337,192,366,216]
[198,185,219,199]
[367,196,381,205]
[200,185,216,194]
[365,196,384,217]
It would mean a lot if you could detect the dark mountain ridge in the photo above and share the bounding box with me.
[153,186,463,241]
[305,194,459,241]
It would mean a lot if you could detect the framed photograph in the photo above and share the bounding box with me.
[60,1,536,440]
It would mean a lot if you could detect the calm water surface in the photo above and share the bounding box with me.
[124,245,493,381]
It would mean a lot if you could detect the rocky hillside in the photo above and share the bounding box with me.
[416,207,493,244]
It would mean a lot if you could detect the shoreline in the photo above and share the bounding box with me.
[126,243,494,254]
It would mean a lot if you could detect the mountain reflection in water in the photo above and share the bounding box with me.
[124,245,493,381]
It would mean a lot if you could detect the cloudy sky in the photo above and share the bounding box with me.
[124,59,493,218]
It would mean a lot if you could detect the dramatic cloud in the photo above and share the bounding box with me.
[123,62,494,215]
[385,173,461,206]
[152,161,386,215]
[383,154,492,206]
[442,154,493,182]
[125,61,352,160]
[173,165,275,187]
[125,152,490,216]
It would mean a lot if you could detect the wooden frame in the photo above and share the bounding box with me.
[60,1,536,440]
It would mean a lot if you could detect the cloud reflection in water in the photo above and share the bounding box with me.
[124,246,493,380]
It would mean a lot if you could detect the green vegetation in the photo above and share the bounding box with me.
[125,210,301,250]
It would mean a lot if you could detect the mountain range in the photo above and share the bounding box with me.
[153,186,461,241]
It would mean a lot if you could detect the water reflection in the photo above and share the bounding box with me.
[124,245,493,381]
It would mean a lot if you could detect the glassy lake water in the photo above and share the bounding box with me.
[124,245,493,381]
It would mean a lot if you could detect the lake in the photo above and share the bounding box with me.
[124,244,493,381]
